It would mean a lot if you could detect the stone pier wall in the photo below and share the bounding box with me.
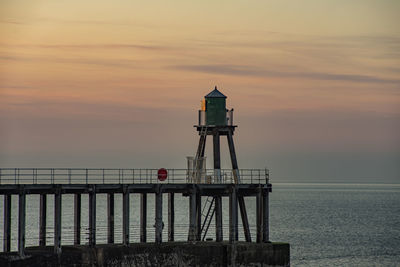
[0,242,289,267]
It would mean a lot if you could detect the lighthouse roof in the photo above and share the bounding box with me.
[205,86,227,98]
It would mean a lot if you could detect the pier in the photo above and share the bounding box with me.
[0,168,270,253]
[0,168,290,266]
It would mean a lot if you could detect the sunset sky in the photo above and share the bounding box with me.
[1,0,399,183]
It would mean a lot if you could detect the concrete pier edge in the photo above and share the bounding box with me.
[0,241,289,267]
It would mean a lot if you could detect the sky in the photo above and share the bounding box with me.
[0,0,399,183]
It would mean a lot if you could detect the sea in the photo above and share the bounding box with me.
[0,183,399,266]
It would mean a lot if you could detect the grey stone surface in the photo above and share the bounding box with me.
[0,242,289,267]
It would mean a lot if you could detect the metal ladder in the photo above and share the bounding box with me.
[200,196,215,240]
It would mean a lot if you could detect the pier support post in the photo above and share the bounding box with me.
[155,187,163,243]
[238,197,252,242]
[18,190,26,257]
[213,131,221,182]
[74,194,81,245]
[140,193,147,243]
[54,190,62,254]
[215,196,223,242]
[88,187,96,247]
[262,190,269,242]
[229,187,238,243]
[122,188,130,246]
[3,194,11,252]
[196,193,202,241]
[107,193,114,244]
[188,188,197,241]
[227,130,240,183]
[256,188,263,243]
[168,193,174,242]
[39,194,47,246]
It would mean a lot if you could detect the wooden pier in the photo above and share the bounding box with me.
[0,168,271,257]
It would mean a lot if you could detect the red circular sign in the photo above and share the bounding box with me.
[158,168,168,181]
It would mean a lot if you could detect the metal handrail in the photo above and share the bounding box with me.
[0,168,269,185]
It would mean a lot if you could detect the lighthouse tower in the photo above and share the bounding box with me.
[191,86,239,183]
[190,86,252,242]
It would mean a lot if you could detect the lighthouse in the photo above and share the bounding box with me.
[191,86,239,183]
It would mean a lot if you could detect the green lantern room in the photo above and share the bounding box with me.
[198,86,233,127]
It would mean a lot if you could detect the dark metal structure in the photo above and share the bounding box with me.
[193,87,253,242]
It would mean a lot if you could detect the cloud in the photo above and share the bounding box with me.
[173,64,400,84]
[0,54,141,69]
[0,17,146,27]
[0,19,26,25]
[0,43,171,51]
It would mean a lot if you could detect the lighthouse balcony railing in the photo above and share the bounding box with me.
[198,109,234,126]
[0,168,269,185]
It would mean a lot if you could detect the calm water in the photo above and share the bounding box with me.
[1,183,399,266]
[271,183,400,266]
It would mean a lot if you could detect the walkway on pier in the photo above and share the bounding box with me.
[0,168,269,184]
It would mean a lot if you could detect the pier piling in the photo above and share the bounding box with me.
[107,193,114,244]
[18,190,26,257]
[215,196,223,242]
[229,187,238,243]
[140,193,147,243]
[88,187,96,247]
[168,192,174,242]
[188,189,197,241]
[39,194,47,246]
[3,194,11,252]
[263,190,269,242]
[155,189,163,243]
[256,188,262,243]
[54,190,62,254]
[74,194,81,245]
[122,188,130,245]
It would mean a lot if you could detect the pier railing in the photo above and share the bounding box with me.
[0,168,269,185]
